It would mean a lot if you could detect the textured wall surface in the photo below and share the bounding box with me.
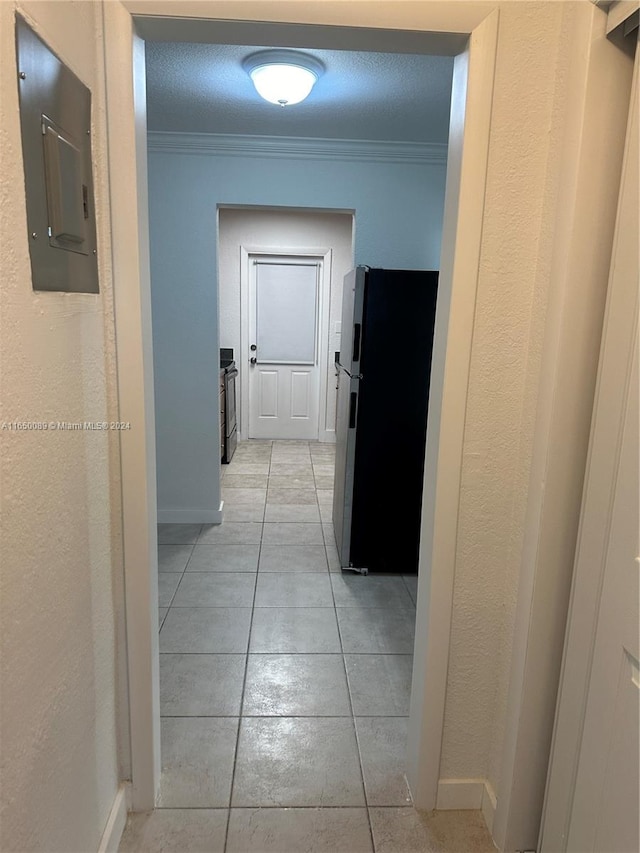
[145,42,454,141]
[439,0,569,794]
[148,145,447,517]
[0,2,620,849]
[218,207,354,438]
[0,2,125,851]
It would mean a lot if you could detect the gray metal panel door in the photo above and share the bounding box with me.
[339,267,366,373]
[16,16,99,292]
[332,369,359,566]
[332,267,366,568]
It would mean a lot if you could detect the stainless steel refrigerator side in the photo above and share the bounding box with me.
[332,267,367,568]
[333,366,353,565]
[338,268,357,370]
[336,267,367,373]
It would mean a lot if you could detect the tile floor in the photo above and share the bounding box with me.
[120,440,495,853]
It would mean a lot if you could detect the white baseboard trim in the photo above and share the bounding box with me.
[481,780,498,834]
[157,504,223,524]
[436,778,486,810]
[437,778,498,835]
[97,782,131,853]
[236,431,336,444]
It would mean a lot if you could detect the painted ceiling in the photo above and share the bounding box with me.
[145,42,454,143]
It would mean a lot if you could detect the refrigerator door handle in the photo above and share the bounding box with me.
[336,362,363,380]
[352,323,361,362]
[349,392,358,429]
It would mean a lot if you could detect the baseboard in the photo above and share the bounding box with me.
[437,778,498,836]
[157,504,223,524]
[236,431,336,444]
[481,780,498,834]
[436,778,486,810]
[97,782,131,853]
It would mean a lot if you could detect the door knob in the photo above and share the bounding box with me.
[250,357,257,365]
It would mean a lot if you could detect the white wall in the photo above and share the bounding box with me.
[148,139,447,519]
[218,206,354,439]
[0,2,623,849]
[439,0,568,794]
[438,2,631,823]
[0,2,126,851]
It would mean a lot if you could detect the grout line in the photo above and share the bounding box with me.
[166,604,338,608]
[400,574,419,609]
[159,540,198,619]
[207,447,246,851]
[222,442,271,853]
[155,804,371,811]
[160,652,400,660]
[159,713,362,719]
[329,542,375,849]
[158,609,169,633]
[160,652,402,660]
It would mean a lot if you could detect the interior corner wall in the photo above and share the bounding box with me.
[439,0,570,792]
[218,206,354,439]
[439,1,624,821]
[148,144,447,518]
[0,2,125,852]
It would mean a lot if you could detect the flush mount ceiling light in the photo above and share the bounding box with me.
[243,50,324,107]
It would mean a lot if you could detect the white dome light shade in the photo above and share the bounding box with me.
[243,50,324,106]
[250,64,316,106]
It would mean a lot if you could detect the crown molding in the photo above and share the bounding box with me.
[147,131,448,165]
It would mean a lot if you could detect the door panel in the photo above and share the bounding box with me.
[541,32,639,853]
[258,370,278,419]
[592,650,639,853]
[249,257,321,439]
[568,347,639,853]
[256,262,317,363]
[290,371,311,419]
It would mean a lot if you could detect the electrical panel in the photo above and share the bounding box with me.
[16,15,99,293]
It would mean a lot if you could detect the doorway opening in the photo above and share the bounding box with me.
[149,25,451,819]
[148,24,456,831]
[246,252,327,441]
[218,205,355,444]
[146,25,456,817]
[113,4,499,832]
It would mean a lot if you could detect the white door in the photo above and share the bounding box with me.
[248,257,321,440]
[541,31,639,853]
[567,340,638,853]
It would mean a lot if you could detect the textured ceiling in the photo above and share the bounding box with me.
[145,42,454,143]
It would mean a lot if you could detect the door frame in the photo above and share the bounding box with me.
[239,245,333,442]
[106,3,630,837]
[108,0,498,814]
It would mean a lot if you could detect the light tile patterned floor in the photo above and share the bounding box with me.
[120,440,495,853]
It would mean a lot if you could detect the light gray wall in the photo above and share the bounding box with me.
[148,140,447,518]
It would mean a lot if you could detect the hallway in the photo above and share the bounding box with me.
[120,440,494,852]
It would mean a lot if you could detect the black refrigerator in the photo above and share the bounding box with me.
[333,266,438,574]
